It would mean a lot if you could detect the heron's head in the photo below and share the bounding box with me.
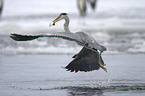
[49,13,68,27]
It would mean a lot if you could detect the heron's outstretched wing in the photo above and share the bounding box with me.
[65,47,105,72]
[10,32,106,52]
[10,33,39,41]
[10,33,83,45]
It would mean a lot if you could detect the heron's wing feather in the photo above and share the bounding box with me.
[65,47,103,72]
[10,33,39,41]
[76,32,107,52]
[10,33,84,45]
[10,32,107,52]
[72,47,87,58]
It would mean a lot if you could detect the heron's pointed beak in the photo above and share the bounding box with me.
[100,66,107,72]
[49,16,61,27]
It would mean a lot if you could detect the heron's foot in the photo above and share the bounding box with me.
[100,65,107,72]
[101,64,106,66]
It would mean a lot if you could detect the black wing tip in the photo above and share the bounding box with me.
[10,34,22,41]
[10,33,38,41]
[72,54,77,58]
[10,33,20,36]
[61,66,78,73]
[10,35,15,40]
[64,66,99,73]
[10,33,25,38]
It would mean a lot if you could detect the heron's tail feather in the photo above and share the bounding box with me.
[100,66,107,72]
[10,33,39,41]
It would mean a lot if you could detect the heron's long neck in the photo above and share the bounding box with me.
[64,16,71,32]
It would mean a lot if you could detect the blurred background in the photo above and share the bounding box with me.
[0,0,145,55]
[0,0,145,96]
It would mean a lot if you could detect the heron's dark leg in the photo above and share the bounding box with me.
[98,51,107,72]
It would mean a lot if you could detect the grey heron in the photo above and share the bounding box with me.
[77,0,87,17]
[88,0,97,10]
[10,13,107,72]
[0,0,3,16]
[50,13,107,72]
